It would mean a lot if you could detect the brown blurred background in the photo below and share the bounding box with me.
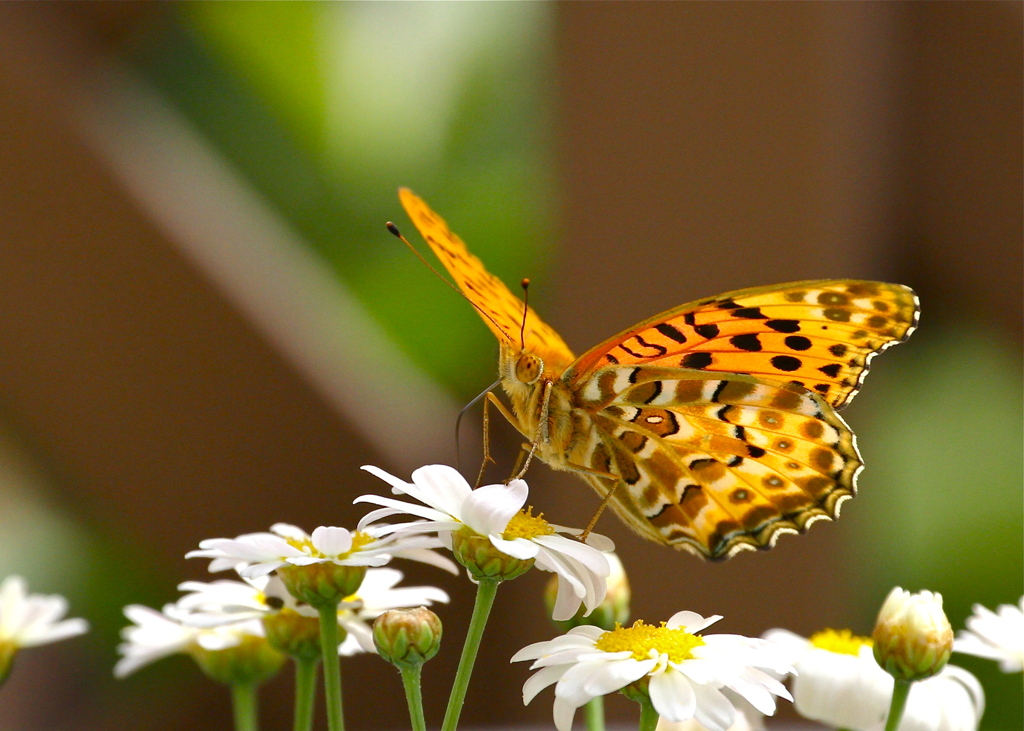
[0,2,1019,730]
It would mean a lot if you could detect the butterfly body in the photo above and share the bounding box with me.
[398,188,918,560]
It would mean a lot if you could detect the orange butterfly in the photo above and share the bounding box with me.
[396,188,919,560]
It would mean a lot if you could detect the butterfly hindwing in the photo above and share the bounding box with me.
[566,280,919,409]
[572,366,861,560]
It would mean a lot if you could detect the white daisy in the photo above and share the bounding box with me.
[114,602,267,678]
[175,568,449,656]
[512,611,793,731]
[0,575,88,650]
[765,628,984,731]
[357,464,613,621]
[185,522,456,580]
[955,596,1024,673]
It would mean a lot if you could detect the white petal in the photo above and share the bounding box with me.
[461,481,527,535]
[410,464,474,516]
[691,683,736,731]
[269,523,309,541]
[311,526,354,557]
[668,611,722,634]
[522,664,568,704]
[352,494,454,523]
[489,535,539,560]
[553,697,578,731]
[649,669,697,722]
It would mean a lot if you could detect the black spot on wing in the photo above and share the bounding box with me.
[681,352,714,370]
[747,444,766,458]
[771,355,802,372]
[655,323,688,344]
[818,363,842,378]
[634,335,667,356]
[732,307,767,319]
[730,334,762,351]
[694,323,720,339]
[766,319,800,333]
[784,335,812,351]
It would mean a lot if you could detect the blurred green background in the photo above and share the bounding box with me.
[0,2,1019,730]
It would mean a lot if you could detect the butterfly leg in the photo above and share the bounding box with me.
[475,393,498,488]
[509,381,554,481]
[561,461,620,541]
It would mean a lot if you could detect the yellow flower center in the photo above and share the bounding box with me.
[810,628,872,656]
[503,507,555,541]
[594,620,705,663]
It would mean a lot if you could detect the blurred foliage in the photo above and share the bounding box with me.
[845,323,1023,730]
[127,2,557,400]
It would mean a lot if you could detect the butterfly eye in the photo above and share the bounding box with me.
[515,354,543,384]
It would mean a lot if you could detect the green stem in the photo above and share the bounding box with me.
[637,693,659,731]
[318,602,345,731]
[585,696,606,731]
[884,679,913,731]
[441,579,500,731]
[292,657,319,731]
[400,664,427,731]
[231,683,259,731]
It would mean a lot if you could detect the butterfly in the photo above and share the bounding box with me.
[395,188,919,560]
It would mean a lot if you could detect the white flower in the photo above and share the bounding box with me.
[185,522,456,579]
[357,464,613,621]
[0,575,88,650]
[114,603,265,678]
[955,596,1024,672]
[512,611,793,731]
[765,628,984,731]
[175,568,449,656]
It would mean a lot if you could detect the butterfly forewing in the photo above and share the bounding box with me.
[566,280,919,409]
[398,188,575,373]
[574,367,861,560]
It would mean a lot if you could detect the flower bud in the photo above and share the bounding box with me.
[546,552,629,632]
[373,607,442,668]
[873,587,953,681]
[277,563,367,608]
[450,526,533,582]
[192,635,286,687]
[262,608,328,662]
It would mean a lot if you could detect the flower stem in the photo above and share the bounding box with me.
[400,664,427,731]
[441,578,500,731]
[884,679,913,731]
[585,696,606,731]
[637,693,659,731]
[318,602,345,731]
[231,683,259,731]
[292,657,319,731]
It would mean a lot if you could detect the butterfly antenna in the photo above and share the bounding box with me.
[386,222,516,345]
[455,379,501,471]
[519,278,530,350]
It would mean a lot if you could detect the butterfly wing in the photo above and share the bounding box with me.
[570,366,861,560]
[564,280,918,409]
[398,188,576,373]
